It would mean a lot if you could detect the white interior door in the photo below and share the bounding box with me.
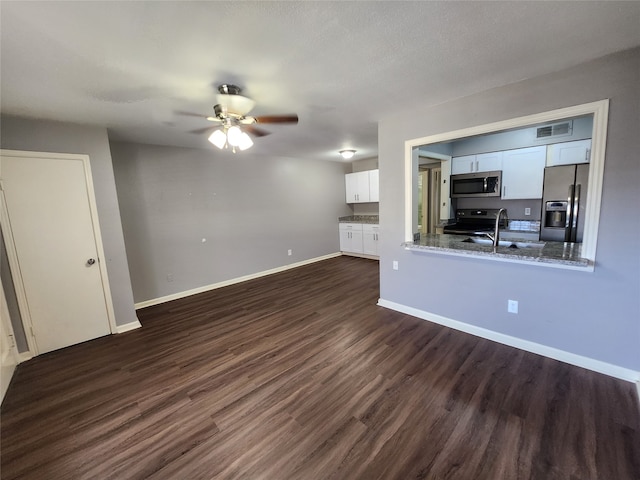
[0,152,112,354]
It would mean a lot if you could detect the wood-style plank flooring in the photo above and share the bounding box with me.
[2,256,639,479]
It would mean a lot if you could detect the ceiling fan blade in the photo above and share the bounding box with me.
[189,126,216,135]
[254,114,298,124]
[176,110,221,122]
[175,110,209,118]
[245,125,271,137]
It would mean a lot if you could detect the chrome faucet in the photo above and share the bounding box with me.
[486,208,508,250]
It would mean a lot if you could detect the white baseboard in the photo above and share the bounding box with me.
[18,351,33,363]
[115,319,142,334]
[341,252,380,260]
[377,298,640,383]
[135,253,342,309]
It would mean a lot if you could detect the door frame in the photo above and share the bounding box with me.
[0,273,20,403]
[0,150,117,356]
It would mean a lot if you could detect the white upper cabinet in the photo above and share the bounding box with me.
[476,152,503,172]
[546,139,591,166]
[368,169,379,202]
[451,155,476,175]
[451,152,502,174]
[345,171,369,203]
[501,146,546,199]
[345,169,379,203]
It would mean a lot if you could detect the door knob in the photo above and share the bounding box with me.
[87,258,96,266]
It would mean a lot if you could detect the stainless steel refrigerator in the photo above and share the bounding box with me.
[540,164,589,242]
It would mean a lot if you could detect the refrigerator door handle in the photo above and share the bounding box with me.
[564,185,574,242]
[570,184,581,243]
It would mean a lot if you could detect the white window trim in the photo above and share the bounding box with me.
[404,99,609,264]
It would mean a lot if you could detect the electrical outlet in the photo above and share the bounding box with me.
[288,249,292,256]
[524,208,531,216]
[508,299,519,314]
[166,273,174,282]
[392,260,399,270]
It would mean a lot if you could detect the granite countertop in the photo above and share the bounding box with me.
[403,233,590,268]
[338,215,379,224]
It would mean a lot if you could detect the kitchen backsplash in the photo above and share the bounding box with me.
[456,197,542,221]
[508,219,541,232]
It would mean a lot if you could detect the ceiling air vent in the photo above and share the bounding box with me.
[536,121,573,139]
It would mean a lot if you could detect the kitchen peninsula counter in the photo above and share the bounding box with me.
[403,234,591,269]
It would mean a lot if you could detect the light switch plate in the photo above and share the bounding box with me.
[508,299,519,314]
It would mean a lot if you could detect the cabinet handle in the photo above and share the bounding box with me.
[470,160,474,172]
[475,160,479,171]
[503,186,506,197]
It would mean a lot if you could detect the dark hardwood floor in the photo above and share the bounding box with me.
[2,256,639,479]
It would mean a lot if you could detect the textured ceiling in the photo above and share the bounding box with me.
[1,1,639,162]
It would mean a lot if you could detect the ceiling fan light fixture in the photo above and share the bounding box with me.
[340,149,356,160]
[226,125,243,146]
[238,132,254,151]
[208,129,227,149]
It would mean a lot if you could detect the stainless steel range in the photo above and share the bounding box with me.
[442,209,508,236]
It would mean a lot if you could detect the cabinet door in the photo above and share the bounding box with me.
[345,173,359,203]
[502,146,546,199]
[345,171,370,203]
[339,227,352,251]
[339,223,363,253]
[475,151,503,172]
[362,225,379,255]
[451,155,476,175]
[546,139,591,166]
[350,228,364,253]
[368,169,379,202]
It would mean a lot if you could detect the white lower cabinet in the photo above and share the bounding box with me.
[339,223,364,254]
[362,224,380,255]
[339,223,379,257]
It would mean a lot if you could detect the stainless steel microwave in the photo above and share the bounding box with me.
[450,170,502,198]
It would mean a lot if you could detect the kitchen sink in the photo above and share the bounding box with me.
[462,237,545,249]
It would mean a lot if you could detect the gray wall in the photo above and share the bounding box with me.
[378,48,640,371]
[110,141,352,303]
[450,115,593,156]
[0,116,138,328]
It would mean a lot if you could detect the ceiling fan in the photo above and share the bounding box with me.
[181,84,298,152]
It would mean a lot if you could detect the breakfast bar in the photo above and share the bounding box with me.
[403,233,591,269]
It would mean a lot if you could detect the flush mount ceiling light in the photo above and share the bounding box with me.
[339,149,356,159]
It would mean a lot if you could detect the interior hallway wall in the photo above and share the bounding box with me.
[0,117,138,329]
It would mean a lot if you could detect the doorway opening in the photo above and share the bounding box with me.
[417,157,442,235]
